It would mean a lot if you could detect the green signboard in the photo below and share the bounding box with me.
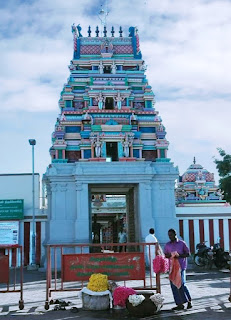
[0,200,24,220]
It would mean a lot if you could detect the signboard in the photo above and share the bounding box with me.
[62,253,145,282]
[0,221,19,245]
[0,200,24,220]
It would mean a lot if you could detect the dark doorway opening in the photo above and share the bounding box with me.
[105,97,114,109]
[104,66,111,73]
[106,142,118,161]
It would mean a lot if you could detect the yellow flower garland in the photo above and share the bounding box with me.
[87,273,108,292]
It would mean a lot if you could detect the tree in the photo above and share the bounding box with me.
[214,148,231,203]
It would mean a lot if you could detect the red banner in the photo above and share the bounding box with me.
[0,255,9,283]
[62,253,145,282]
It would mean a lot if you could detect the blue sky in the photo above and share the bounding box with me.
[0,0,230,183]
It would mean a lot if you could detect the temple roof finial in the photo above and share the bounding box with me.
[98,0,109,35]
[193,157,196,164]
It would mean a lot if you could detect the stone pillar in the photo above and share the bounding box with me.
[55,150,58,159]
[91,145,94,158]
[157,149,160,158]
[75,182,90,244]
[139,149,142,159]
[62,149,65,159]
[130,146,133,158]
[151,179,178,244]
[81,149,84,159]
[139,182,154,241]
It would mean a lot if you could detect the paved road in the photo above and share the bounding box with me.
[0,268,230,319]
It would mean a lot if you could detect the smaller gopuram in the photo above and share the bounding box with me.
[175,158,230,254]
[176,158,225,206]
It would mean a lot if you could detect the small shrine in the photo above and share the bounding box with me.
[176,157,225,206]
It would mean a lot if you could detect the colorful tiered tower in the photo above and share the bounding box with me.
[176,158,225,206]
[43,25,178,249]
[50,25,169,164]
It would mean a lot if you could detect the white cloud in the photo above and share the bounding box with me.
[0,0,230,182]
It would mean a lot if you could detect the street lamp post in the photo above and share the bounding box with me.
[29,139,36,266]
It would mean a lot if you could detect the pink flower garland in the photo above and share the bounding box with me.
[113,286,137,307]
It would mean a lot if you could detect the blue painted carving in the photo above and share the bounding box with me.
[65,126,81,133]
[77,24,83,37]
[129,26,142,59]
[139,127,156,133]
[105,119,119,125]
[74,38,81,59]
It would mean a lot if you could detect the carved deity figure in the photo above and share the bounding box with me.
[60,113,66,121]
[83,111,93,123]
[114,91,125,110]
[98,61,104,74]
[111,61,116,74]
[69,61,76,71]
[95,135,101,158]
[139,61,146,71]
[198,187,208,200]
[196,170,205,181]
[123,134,132,158]
[96,92,105,110]
[130,112,137,124]
[216,189,224,200]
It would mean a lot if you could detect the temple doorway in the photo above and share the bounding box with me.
[105,97,114,109]
[89,184,138,252]
[106,142,118,161]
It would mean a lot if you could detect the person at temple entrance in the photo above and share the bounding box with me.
[164,229,192,311]
[118,227,127,252]
[145,228,158,276]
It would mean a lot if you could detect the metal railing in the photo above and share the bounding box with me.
[45,242,160,310]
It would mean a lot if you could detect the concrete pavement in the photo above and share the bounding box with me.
[0,266,230,319]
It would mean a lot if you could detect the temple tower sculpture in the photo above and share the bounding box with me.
[43,25,178,247]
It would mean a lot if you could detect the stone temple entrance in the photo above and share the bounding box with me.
[89,184,138,251]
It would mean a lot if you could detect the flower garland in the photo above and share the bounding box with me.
[113,286,137,307]
[87,273,108,292]
[150,293,164,312]
[128,294,145,307]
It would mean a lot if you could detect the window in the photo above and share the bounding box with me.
[106,142,118,161]
[84,149,91,159]
[104,66,111,74]
[105,97,114,110]
[133,149,140,158]
[160,149,166,158]
[65,100,72,108]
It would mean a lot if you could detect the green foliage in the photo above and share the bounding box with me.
[214,148,231,203]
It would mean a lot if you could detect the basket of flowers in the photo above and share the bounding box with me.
[80,273,112,310]
[126,292,164,317]
[112,286,137,309]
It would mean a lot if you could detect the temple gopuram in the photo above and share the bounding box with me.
[43,25,178,248]
[50,25,168,164]
[175,158,230,254]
